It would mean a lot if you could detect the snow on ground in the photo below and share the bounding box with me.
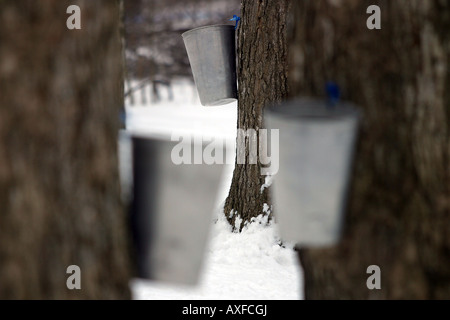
[125,79,303,300]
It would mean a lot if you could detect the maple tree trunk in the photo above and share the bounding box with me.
[224,0,290,231]
[0,0,131,299]
[288,0,450,299]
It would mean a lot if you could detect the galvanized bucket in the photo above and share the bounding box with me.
[118,131,225,285]
[182,25,237,106]
[265,98,360,247]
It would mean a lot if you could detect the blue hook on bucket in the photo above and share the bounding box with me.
[229,15,241,30]
[325,81,341,107]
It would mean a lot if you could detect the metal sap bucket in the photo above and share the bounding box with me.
[265,98,361,247]
[118,131,225,285]
[182,25,237,106]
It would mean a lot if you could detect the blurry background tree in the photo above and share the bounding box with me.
[0,1,131,299]
[224,0,290,230]
[288,0,450,299]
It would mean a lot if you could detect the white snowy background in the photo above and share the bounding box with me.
[124,80,304,300]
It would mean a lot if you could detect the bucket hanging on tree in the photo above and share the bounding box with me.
[265,97,361,247]
[182,24,238,106]
[118,131,225,285]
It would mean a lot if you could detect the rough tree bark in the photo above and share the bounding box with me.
[224,0,290,231]
[0,1,131,299]
[288,0,450,299]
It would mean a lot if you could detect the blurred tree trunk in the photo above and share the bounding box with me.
[0,1,131,299]
[224,0,290,231]
[289,0,450,299]
[119,0,127,124]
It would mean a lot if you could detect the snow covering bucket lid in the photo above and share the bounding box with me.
[118,131,225,285]
[182,24,237,106]
[265,97,361,247]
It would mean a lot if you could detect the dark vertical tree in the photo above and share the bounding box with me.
[288,0,450,299]
[0,1,131,299]
[224,0,290,230]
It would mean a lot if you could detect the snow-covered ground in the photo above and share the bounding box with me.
[125,79,303,300]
